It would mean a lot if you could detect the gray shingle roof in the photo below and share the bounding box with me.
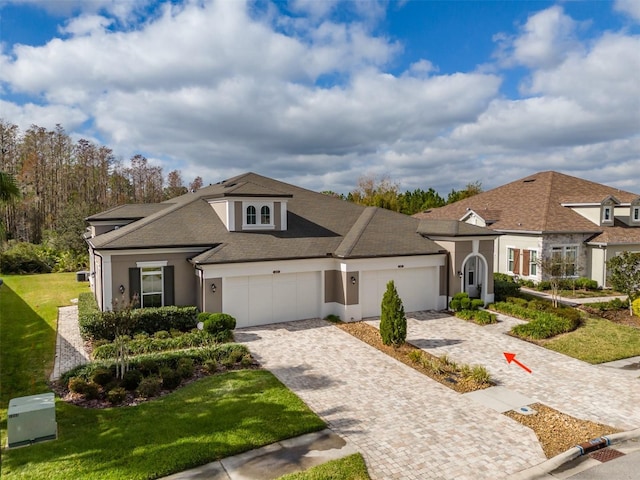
[88,172,456,263]
[85,203,170,221]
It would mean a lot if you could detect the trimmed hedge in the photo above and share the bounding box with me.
[78,296,199,341]
[92,330,216,359]
[454,309,497,325]
[494,273,520,301]
[61,343,250,384]
[490,301,581,339]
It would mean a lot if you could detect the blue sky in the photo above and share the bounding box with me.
[1,0,639,195]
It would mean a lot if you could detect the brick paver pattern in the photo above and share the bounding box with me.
[50,305,89,381]
[236,316,547,480]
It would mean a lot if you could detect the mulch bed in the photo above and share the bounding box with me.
[579,306,640,328]
[336,321,491,394]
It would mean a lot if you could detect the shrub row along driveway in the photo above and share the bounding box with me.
[236,317,545,480]
[399,312,640,431]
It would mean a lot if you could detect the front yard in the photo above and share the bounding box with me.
[0,274,332,479]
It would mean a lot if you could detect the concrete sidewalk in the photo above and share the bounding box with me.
[520,287,627,306]
[159,429,358,480]
[50,303,89,381]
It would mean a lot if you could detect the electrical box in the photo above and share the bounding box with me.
[7,392,57,448]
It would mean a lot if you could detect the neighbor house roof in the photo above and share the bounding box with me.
[86,203,170,221]
[88,172,486,264]
[414,171,640,244]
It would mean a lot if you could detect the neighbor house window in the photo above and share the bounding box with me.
[634,207,640,222]
[529,250,538,276]
[246,206,257,225]
[602,206,612,222]
[141,266,163,308]
[260,205,270,224]
[551,246,578,277]
[507,248,515,273]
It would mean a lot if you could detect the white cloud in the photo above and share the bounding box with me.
[59,14,114,36]
[4,0,151,23]
[614,0,640,22]
[495,6,583,69]
[0,99,88,132]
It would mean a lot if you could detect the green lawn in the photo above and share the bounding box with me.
[0,273,328,479]
[542,317,640,363]
[3,371,325,480]
[278,453,370,480]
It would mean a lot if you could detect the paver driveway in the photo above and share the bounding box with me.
[396,312,640,431]
[236,317,546,480]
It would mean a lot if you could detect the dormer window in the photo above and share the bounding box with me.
[243,202,275,229]
[634,207,639,222]
[260,206,270,224]
[246,206,257,225]
[602,206,612,222]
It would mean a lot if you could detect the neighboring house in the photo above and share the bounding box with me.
[86,172,498,328]
[414,171,640,287]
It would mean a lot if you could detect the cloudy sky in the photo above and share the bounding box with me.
[1,0,639,195]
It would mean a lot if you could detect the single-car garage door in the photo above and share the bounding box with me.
[224,272,321,328]
[361,267,438,318]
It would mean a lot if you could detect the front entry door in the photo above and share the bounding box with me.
[464,257,481,298]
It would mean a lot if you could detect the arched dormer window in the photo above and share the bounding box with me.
[261,205,270,224]
[246,206,257,225]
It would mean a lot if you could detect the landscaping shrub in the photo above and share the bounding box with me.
[450,292,471,312]
[0,241,55,274]
[491,301,581,339]
[203,359,218,373]
[449,298,461,311]
[632,298,640,317]
[380,280,406,346]
[202,312,236,341]
[176,358,195,379]
[68,377,87,394]
[536,281,552,291]
[160,367,182,390]
[93,330,215,359]
[494,273,520,301]
[154,330,170,339]
[471,299,485,310]
[518,279,535,288]
[574,277,598,290]
[83,382,100,400]
[107,387,126,404]
[460,296,471,310]
[121,369,143,391]
[91,367,114,387]
[454,309,497,325]
[137,375,162,398]
[469,365,491,384]
[324,314,341,323]
[79,304,199,341]
[137,359,160,376]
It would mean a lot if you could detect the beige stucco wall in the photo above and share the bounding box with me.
[479,240,495,292]
[110,252,197,307]
[496,234,543,279]
[203,277,222,313]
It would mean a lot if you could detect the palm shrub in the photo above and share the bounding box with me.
[380,280,406,346]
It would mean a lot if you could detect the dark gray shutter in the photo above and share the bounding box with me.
[163,266,175,306]
[129,268,141,307]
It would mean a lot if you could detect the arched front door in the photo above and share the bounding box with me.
[463,255,484,299]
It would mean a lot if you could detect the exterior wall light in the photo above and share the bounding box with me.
[351,276,357,285]
[457,271,463,279]
[119,284,125,294]
[210,283,217,293]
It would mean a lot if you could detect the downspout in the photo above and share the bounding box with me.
[446,251,451,309]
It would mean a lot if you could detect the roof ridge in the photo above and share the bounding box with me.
[89,195,203,247]
[334,206,378,258]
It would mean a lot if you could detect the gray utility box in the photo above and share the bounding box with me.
[7,392,57,448]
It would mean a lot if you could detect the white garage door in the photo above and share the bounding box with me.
[361,267,438,318]
[224,272,321,328]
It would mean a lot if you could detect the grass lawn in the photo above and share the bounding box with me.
[278,453,370,480]
[3,370,326,480]
[1,273,327,479]
[0,273,90,405]
[542,317,640,363]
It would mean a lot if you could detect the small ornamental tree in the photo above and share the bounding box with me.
[380,280,406,347]
[607,251,640,316]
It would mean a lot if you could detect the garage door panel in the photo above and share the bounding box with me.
[296,272,320,320]
[224,277,249,328]
[362,268,437,318]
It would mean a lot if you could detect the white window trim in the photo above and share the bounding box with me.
[602,206,612,223]
[507,247,516,274]
[242,201,275,229]
[632,206,640,223]
[529,249,538,277]
[140,265,164,308]
[550,244,579,278]
[136,260,168,268]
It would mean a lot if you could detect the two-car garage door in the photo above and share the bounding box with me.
[361,267,438,318]
[224,272,321,328]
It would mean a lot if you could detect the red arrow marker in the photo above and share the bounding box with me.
[503,352,532,374]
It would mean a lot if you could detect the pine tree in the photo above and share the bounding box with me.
[380,280,406,346]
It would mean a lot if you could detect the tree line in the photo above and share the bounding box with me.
[0,120,203,257]
[328,175,482,214]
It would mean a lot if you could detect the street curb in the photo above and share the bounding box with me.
[509,427,640,480]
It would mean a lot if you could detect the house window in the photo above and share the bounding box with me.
[246,206,257,225]
[633,207,639,222]
[507,248,515,273]
[260,205,270,224]
[602,206,612,222]
[551,246,578,277]
[141,266,163,308]
[530,250,537,276]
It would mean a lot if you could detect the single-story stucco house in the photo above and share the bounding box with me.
[414,171,640,287]
[85,172,497,328]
